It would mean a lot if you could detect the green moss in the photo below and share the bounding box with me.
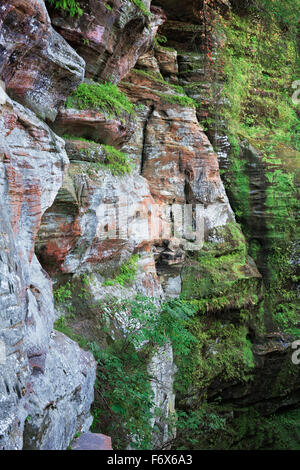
[181,223,261,313]
[46,0,83,16]
[103,254,139,286]
[175,318,255,398]
[66,82,136,120]
[158,92,196,108]
[132,69,185,94]
[217,12,299,153]
[130,0,151,18]
[154,34,168,47]
[101,145,133,175]
[62,135,133,175]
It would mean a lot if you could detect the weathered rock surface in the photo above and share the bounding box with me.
[0,202,27,450]
[0,0,85,121]
[207,331,300,416]
[23,331,96,450]
[36,159,163,280]
[0,92,96,449]
[53,107,136,147]
[72,432,112,450]
[50,0,166,83]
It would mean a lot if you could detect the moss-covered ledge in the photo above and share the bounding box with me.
[181,223,262,315]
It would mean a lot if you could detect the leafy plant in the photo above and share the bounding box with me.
[88,296,197,449]
[46,0,83,16]
[66,82,136,120]
[130,0,151,18]
[103,254,139,287]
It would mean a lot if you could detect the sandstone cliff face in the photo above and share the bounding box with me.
[0,0,298,450]
[0,0,85,121]
[0,91,96,449]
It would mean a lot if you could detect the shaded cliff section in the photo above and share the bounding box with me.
[151,0,300,450]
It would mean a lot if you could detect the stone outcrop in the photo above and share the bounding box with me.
[53,107,137,146]
[0,91,96,449]
[0,0,85,121]
[49,0,166,83]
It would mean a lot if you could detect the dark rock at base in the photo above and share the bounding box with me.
[72,432,112,450]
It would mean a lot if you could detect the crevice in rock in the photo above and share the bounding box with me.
[140,104,155,174]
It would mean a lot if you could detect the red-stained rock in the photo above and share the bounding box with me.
[36,160,164,276]
[0,91,96,450]
[120,64,234,230]
[50,0,166,83]
[0,0,85,121]
[0,95,69,263]
[53,107,136,147]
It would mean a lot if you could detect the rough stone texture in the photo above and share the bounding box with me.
[149,342,176,449]
[0,93,96,449]
[120,59,234,232]
[72,432,112,450]
[50,0,166,83]
[0,202,27,450]
[2,0,298,452]
[36,160,163,276]
[0,0,85,121]
[23,331,96,450]
[208,331,300,416]
[53,107,137,147]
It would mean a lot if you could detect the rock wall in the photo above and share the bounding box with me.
[0,1,96,450]
[0,0,299,450]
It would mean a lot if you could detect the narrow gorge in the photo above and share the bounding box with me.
[0,0,299,451]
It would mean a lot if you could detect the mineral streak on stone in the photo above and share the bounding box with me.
[53,107,137,147]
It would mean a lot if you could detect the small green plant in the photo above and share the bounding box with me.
[53,282,72,306]
[104,3,113,11]
[154,34,168,46]
[46,0,83,16]
[66,82,136,121]
[103,254,139,286]
[130,0,151,18]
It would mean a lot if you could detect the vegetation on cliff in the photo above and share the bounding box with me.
[66,82,136,120]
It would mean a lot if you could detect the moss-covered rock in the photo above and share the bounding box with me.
[181,223,262,314]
